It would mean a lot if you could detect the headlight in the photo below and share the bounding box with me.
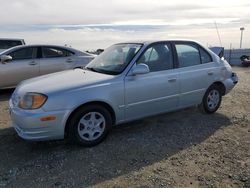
[19,93,47,110]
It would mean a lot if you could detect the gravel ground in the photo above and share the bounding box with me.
[0,67,249,188]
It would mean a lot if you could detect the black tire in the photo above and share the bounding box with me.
[67,105,112,147]
[200,85,222,114]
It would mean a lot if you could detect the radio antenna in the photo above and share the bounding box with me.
[214,21,222,46]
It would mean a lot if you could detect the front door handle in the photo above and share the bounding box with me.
[29,61,37,65]
[168,78,177,82]
[66,59,73,63]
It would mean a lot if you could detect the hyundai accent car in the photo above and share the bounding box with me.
[0,45,95,89]
[9,40,238,146]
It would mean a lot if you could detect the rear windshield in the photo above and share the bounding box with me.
[0,40,23,49]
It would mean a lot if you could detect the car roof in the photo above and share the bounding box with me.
[11,44,78,51]
[117,39,201,46]
[0,44,90,55]
[0,38,24,41]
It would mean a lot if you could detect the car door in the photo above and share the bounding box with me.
[0,47,39,88]
[39,46,75,75]
[124,42,180,121]
[174,42,215,108]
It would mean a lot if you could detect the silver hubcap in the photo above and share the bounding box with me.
[77,112,106,141]
[207,89,220,110]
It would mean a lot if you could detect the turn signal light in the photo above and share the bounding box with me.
[40,116,56,121]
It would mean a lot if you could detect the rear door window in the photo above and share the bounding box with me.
[42,47,74,58]
[175,44,201,68]
[199,47,212,63]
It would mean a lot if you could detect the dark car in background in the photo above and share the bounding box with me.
[0,38,25,53]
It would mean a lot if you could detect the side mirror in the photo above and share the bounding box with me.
[0,55,12,64]
[131,63,150,75]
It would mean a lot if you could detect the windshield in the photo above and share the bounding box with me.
[86,43,142,75]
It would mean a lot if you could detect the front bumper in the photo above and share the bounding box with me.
[9,101,71,141]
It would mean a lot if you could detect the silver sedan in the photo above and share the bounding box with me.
[0,45,95,89]
[9,40,238,146]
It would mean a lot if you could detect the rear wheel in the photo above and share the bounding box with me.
[200,85,222,114]
[68,105,112,146]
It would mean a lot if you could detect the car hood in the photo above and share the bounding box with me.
[16,69,115,95]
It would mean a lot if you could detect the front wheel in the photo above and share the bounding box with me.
[68,105,112,147]
[200,85,222,114]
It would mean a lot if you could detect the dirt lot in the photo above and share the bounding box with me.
[0,67,249,188]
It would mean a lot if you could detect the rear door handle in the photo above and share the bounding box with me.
[29,61,37,65]
[208,71,214,75]
[168,78,177,82]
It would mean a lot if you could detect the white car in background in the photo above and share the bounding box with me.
[0,45,95,89]
[0,38,25,53]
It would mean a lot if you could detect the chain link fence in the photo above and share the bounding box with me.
[224,49,250,66]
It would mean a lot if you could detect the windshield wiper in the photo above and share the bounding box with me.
[86,67,119,75]
[73,66,84,70]
[86,67,101,73]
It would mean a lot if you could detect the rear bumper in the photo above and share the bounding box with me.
[223,72,238,94]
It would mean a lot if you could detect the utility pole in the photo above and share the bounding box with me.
[240,27,245,49]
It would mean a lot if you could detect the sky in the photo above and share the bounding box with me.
[0,0,249,50]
